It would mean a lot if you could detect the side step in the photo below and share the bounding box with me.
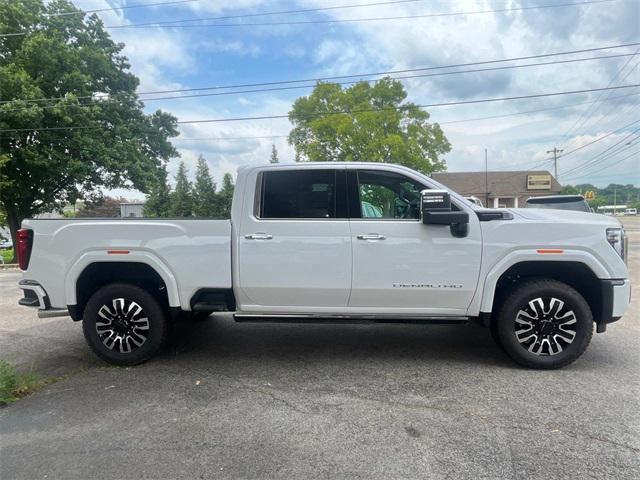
[233,314,469,325]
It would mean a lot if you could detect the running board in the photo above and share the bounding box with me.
[233,314,469,325]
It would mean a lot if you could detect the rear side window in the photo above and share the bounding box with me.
[260,170,338,219]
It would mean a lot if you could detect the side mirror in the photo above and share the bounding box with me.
[421,190,469,238]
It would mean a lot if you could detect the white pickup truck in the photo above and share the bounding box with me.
[17,162,631,369]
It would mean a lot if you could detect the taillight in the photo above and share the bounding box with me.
[16,229,34,270]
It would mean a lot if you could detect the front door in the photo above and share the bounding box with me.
[348,168,482,315]
[237,168,352,312]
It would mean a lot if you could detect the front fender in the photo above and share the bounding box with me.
[478,249,609,313]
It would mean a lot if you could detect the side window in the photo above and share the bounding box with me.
[260,170,337,219]
[356,170,424,220]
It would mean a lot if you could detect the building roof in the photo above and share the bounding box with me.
[431,170,562,197]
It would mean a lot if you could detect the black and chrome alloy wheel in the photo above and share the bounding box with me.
[96,298,150,353]
[514,297,577,356]
[493,279,593,369]
[83,284,168,365]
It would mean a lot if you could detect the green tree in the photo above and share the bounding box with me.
[77,196,125,218]
[216,173,235,218]
[288,77,450,173]
[192,155,218,217]
[170,162,192,217]
[144,166,171,217]
[0,0,178,261]
[269,144,279,163]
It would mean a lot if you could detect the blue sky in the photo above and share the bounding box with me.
[77,0,639,196]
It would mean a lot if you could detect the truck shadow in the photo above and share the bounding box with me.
[163,313,512,369]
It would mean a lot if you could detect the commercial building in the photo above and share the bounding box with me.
[432,170,562,208]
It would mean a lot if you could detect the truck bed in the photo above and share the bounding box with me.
[21,218,232,311]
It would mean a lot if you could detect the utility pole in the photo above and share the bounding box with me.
[546,147,563,181]
[485,148,489,208]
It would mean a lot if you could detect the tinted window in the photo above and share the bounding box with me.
[357,170,423,219]
[260,170,337,219]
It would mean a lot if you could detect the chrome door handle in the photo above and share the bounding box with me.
[245,233,273,240]
[357,234,386,241]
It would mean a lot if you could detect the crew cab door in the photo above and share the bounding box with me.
[236,167,352,311]
[347,167,482,315]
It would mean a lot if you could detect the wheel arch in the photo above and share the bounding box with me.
[66,253,180,321]
[483,259,607,328]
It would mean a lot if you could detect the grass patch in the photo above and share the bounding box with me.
[0,248,14,264]
[0,360,54,405]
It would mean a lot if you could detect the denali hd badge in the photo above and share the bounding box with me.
[392,283,463,289]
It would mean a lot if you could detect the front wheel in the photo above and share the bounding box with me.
[493,279,593,369]
[82,284,169,365]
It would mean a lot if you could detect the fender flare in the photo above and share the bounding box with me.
[64,250,181,307]
[478,249,609,313]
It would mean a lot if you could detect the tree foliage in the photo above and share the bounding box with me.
[169,162,192,217]
[0,0,178,256]
[143,166,171,217]
[192,155,219,217]
[77,196,125,218]
[269,144,279,163]
[288,77,451,173]
[218,173,235,218]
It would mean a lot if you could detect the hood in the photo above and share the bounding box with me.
[510,208,622,227]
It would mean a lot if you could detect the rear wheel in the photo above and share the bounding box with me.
[493,279,593,369]
[82,283,168,365]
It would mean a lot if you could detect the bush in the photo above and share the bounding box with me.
[0,248,14,264]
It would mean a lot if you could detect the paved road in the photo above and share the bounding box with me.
[1,218,639,479]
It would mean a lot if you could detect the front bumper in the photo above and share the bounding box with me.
[596,279,631,332]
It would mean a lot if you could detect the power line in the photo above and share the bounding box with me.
[104,0,614,29]
[46,0,200,17]
[161,93,640,143]
[557,117,640,159]
[2,84,638,133]
[562,129,640,176]
[564,148,639,179]
[3,52,634,114]
[558,49,640,145]
[3,42,637,105]
[107,0,427,28]
[173,85,640,125]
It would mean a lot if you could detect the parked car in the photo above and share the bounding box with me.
[525,195,591,212]
[625,208,637,216]
[464,196,484,207]
[17,162,630,369]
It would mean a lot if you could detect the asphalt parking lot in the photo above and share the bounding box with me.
[1,218,639,479]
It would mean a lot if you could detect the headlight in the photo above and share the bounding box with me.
[606,228,627,263]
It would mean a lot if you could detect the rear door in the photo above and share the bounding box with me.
[237,167,352,311]
[347,167,482,315]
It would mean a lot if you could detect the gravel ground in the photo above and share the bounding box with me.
[1,217,639,479]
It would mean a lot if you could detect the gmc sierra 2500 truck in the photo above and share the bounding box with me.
[17,162,630,369]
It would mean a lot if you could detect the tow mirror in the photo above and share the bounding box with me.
[421,190,469,238]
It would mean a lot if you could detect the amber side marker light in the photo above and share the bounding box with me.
[536,249,564,254]
[107,250,130,254]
